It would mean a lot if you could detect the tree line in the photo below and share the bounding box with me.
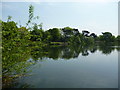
[2,19,120,47]
[1,4,120,49]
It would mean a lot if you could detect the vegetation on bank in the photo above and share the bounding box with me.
[2,19,120,48]
[1,4,120,50]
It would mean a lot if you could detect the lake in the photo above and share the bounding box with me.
[2,45,119,88]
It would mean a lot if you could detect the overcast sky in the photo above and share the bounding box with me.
[1,0,119,35]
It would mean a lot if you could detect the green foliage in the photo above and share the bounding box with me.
[86,37,94,45]
[18,27,31,40]
[62,27,74,40]
[7,16,12,22]
[47,28,61,42]
[82,30,90,37]
[2,21,18,40]
[43,31,52,43]
[26,4,40,31]
[30,23,44,41]
[116,35,120,42]
[26,4,34,27]
[90,33,97,38]
[2,21,31,49]
[115,35,120,45]
[99,32,114,42]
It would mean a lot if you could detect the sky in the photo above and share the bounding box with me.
[1,0,119,36]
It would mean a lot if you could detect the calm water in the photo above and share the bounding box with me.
[3,45,119,88]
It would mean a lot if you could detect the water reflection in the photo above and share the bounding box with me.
[99,45,116,55]
[31,45,119,60]
[2,44,119,88]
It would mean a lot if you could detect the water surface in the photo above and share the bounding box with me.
[3,45,119,88]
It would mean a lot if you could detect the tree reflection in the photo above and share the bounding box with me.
[30,44,119,60]
[98,45,115,55]
[82,50,89,56]
[116,47,120,52]
[90,47,97,53]
[3,42,120,88]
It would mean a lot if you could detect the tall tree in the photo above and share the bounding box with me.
[47,28,61,42]
[100,32,114,42]
[90,33,97,38]
[82,30,90,37]
[7,16,12,22]
[26,4,34,27]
